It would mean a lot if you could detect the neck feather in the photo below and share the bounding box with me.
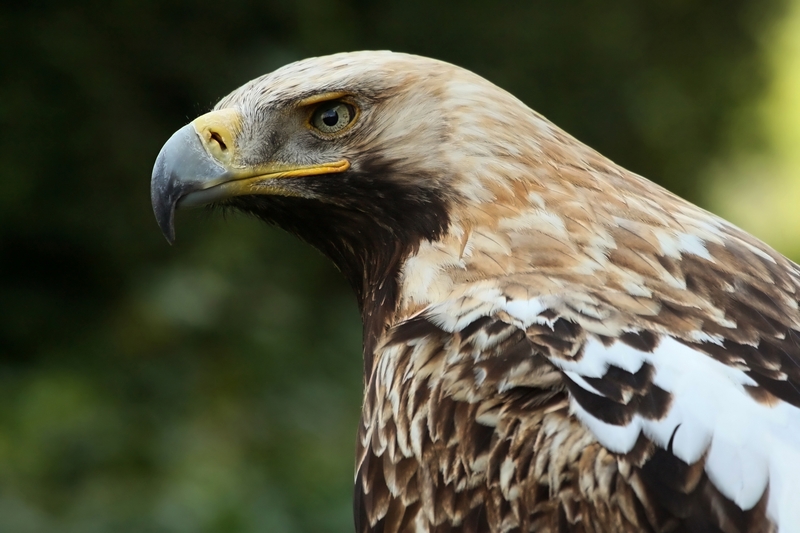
[230,161,451,377]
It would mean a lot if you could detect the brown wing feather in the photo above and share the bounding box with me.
[355,310,779,533]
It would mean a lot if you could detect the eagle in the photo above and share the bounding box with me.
[150,51,800,533]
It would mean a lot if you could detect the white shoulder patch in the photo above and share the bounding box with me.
[561,336,800,532]
[426,290,800,531]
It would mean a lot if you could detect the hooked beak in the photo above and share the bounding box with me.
[150,108,349,243]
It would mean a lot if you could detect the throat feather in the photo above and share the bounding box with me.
[229,166,451,377]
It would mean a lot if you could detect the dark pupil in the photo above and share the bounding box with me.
[321,108,340,127]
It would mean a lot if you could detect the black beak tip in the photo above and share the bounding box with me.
[155,205,176,245]
[151,149,178,245]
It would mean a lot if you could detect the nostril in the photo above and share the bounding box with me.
[209,130,227,151]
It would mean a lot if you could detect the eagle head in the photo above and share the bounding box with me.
[151,51,577,325]
[152,52,465,252]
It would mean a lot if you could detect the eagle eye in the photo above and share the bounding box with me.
[310,101,357,134]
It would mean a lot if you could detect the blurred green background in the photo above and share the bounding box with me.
[2,1,800,532]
